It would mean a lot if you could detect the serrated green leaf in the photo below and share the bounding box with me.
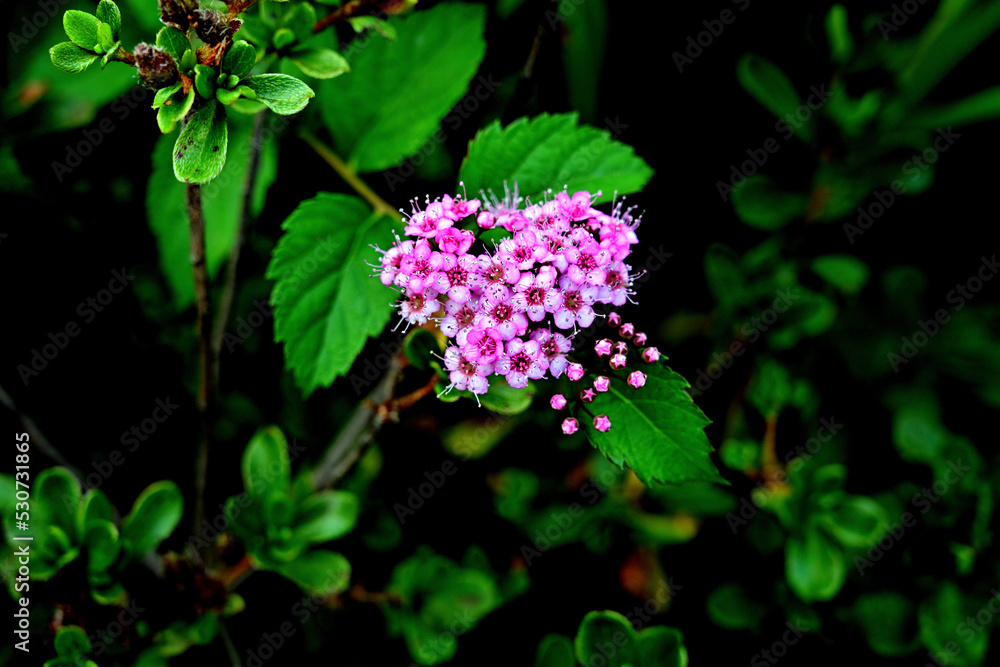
[811,255,869,295]
[63,10,100,49]
[240,73,314,115]
[97,0,122,37]
[50,42,99,73]
[267,193,401,394]
[320,3,487,171]
[242,426,291,500]
[584,362,725,486]
[173,99,228,183]
[459,113,653,205]
[731,174,808,229]
[292,490,360,543]
[120,481,183,558]
[292,48,349,79]
[737,54,812,143]
[147,112,276,307]
[271,550,351,594]
[222,40,256,78]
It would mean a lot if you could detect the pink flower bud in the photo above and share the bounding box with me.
[593,415,612,432]
[561,417,579,435]
[609,353,627,370]
[619,323,635,338]
[634,332,647,346]
[580,388,596,403]
[614,341,628,355]
[567,362,585,381]
[550,393,567,410]
[595,338,613,357]
[607,312,622,327]
[593,376,610,392]
[476,211,496,229]
[628,371,646,388]
[642,347,660,363]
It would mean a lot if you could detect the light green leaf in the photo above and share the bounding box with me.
[222,40,257,78]
[50,42,99,73]
[292,48,350,79]
[292,490,360,543]
[584,362,725,486]
[271,550,351,594]
[283,2,317,43]
[919,582,989,667]
[811,255,869,295]
[83,522,120,572]
[156,87,195,133]
[737,54,813,143]
[534,634,575,667]
[240,73,314,114]
[96,0,122,37]
[575,611,637,666]
[147,113,277,307]
[459,113,653,205]
[320,3,487,171]
[854,591,920,657]
[267,193,401,394]
[910,86,1000,128]
[63,10,100,49]
[120,481,183,558]
[173,99,228,183]
[786,524,846,602]
[825,4,853,64]
[242,426,292,500]
[54,625,92,657]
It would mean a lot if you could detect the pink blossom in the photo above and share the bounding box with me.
[628,371,646,389]
[642,347,660,363]
[463,326,503,364]
[580,388,596,403]
[567,362,585,382]
[495,337,548,389]
[609,353,627,370]
[562,417,579,435]
[594,339,613,357]
[634,332,647,345]
[593,414,612,432]
[550,393,567,410]
[436,228,475,255]
[607,312,622,327]
[593,376,610,392]
[444,345,492,395]
[619,322,635,338]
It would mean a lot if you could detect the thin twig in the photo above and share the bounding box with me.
[0,383,82,482]
[212,111,266,377]
[299,130,400,219]
[312,355,404,489]
[187,183,215,545]
[217,620,242,667]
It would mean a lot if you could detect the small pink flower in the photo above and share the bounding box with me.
[633,332,647,346]
[628,371,646,389]
[619,323,635,338]
[476,211,496,229]
[593,415,612,432]
[609,353,626,370]
[614,341,628,355]
[607,312,621,327]
[580,388,596,403]
[550,393,567,410]
[567,363,585,382]
[594,339,613,357]
[562,417,579,435]
[593,376,610,392]
[642,347,660,363]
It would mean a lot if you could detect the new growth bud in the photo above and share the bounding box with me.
[134,43,179,90]
[193,9,233,45]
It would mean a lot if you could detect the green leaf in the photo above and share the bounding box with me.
[37,467,82,542]
[267,193,401,394]
[222,40,257,78]
[292,490,360,543]
[240,73,314,115]
[194,64,218,99]
[458,113,653,205]
[54,625,92,657]
[173,99,228,183]
[707,583,766,631]
[910,86,1000,128]
[319,3,487,171]
[534,634,575,667]
[634,626,687,667]
[96,22,115,52]
[156,86,195,133]
[50,42,99,73]
[786,523,846,602]
[271,550,351,594]
[819,496,887,548]
[811,255,869,295]
[404,328,443,371]
[919,582,990,667]
[273,27,296,49]
[63,10,101,50]
[584,362,725,486]
[242,426,291,500]
[291,48,350,79]
[120,481,183,558]
[825,4,853,64]
[147,112,277,307]
[282,2,317,43]
[854,591,920,657]
[96,0,122,38]
[152,82,182,109]
[83,521,121,572]
[737,54,812,143]
[575,611,637,666]
[481,378,535,415]
[77,488,115,536]
[731,174,807,230]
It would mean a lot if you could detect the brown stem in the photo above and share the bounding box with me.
[187,183,215,546]
[299,130,400,219]
[761,411,781,483]
[212,111,266,377]
[0,383,83,482]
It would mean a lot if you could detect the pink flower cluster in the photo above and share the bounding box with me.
[376,186,642,399]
